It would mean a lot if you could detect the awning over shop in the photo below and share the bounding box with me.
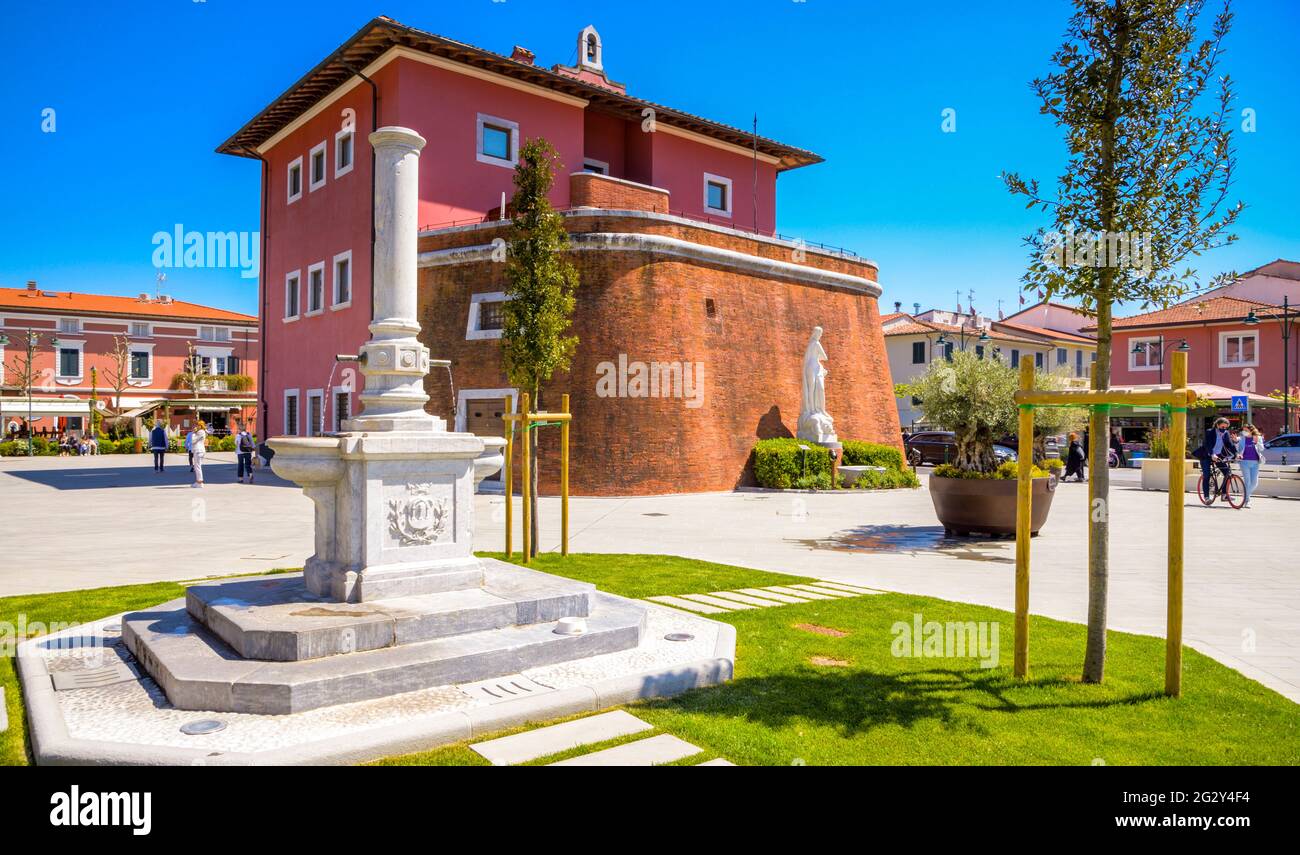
[117,400,167,420]
[0,397,92,418]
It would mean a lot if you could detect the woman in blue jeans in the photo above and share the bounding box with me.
[1238,423,1265,508]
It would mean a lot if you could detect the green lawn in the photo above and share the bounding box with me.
[3,555,1297,766]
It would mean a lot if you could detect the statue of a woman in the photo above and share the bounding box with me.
[798,326,837,442]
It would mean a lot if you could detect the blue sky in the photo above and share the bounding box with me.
[1,0,1296,318]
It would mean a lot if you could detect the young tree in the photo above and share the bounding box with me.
[101,334,132,435]
[500,138,579,557]
[1002,0,1242,683]
[175,342,209,418]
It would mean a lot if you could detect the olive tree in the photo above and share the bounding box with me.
[907,351,1018,474]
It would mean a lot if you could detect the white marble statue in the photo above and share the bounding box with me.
[797,326,837,443]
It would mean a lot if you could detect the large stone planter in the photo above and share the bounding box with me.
[928,474,1057,537]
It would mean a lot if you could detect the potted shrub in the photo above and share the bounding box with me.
[907,350,1059,536]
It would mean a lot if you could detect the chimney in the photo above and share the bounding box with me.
[510,45,535,65]
[893,301,902,314]
[26,280,36,291]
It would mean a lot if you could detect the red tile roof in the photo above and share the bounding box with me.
[0,286,256,324]
[217,17,822,171]
[1089,296,1275,331]
[994,319,1096,344]
[881,314,1046,346]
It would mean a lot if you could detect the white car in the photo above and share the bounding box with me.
[1261,433,1300,465]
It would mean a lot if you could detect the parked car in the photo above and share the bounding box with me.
[1262,433,1300,465]
[997,433,1063,460]
[905,431,1017,466]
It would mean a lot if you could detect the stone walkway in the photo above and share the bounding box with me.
[645,580,883,614]
[469,709,734,766]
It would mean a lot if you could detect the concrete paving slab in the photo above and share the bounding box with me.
[698,758,735,766]
[470,710,652,765]
[705,591,781,607]
[787,583,857,598]
[645,595,728,614]
[735,588,812,604]
[549,733,701,766]
[811,581,885,595]
[679,594,756,611]
[764,586,834,600]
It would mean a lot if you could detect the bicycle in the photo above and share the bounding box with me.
[1198,458,1245,508]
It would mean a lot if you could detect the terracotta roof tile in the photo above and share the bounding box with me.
[1087,296,1275,331]
[0,287,256,324]
[994,320,1096,344]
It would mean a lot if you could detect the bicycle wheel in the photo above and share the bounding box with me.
[1224,474,1246,509]
[1197,471,1217,505]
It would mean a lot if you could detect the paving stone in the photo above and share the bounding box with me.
[788,584,857,598]
[811,581,885,595]
[645,595,728,614]
[679,594,756,611]
[549,733,701,766]
[697,758,735,766]
[800,584,875,598]
[764,585,834,601]
[704,591,780,608]
[471,710,652,766]
[736,588,812,604]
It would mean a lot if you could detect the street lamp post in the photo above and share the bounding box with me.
[1244,298,1295,433]
[1131,336,1189,430]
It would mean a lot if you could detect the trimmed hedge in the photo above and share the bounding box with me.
[753,438,833,489]
[841,440,905,471]
[848,467,920,490]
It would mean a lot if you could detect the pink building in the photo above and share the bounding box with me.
[1096,261,1300,438]
[0,281,259,437]
[218,18,822,444]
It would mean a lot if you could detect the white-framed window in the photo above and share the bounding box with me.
[308,141,328,192]
[582,158,609,175]
[198,326,229,342]
[284,389,300,436]
[306,389,324,437]
[466,291,507,340]
[476,114,519,168]
[1128,336,1163,371]
[58,317,80,333]
[334,128,354,178]
[332,250,352,309]
[130,321,151,338]
[306,262,325,315]
[129,346,153,382]
[333,385,351,432]
[284,269,301,321]
[287,156,303,204]
[703,173,733,217]
[55,340,84,380]
[1220,330,1258,368]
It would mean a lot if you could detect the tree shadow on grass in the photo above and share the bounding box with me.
[642,666,1163,738]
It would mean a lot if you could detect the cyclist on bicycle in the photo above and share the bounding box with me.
[1193,416,1237,502]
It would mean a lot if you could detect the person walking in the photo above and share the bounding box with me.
[185,426,195,472]
[235,423,255,484]
[1109,428,1127,469]
[1064,432,1087,482]
[1238,423,1264,508]
[191,421,208,488]
[1192,416,1237,502]
[149,420,168,472]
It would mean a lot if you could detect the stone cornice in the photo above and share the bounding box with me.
[418,232,881,296]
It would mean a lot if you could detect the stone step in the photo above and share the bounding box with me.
[471,710,653,766]
[548,733,701,766]
[735,588,812,604]
[187,562,593,662]
[644,595,728,614]
[123,591,645,715]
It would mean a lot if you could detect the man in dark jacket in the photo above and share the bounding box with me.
[149,420,168,473]
[1193,417,1236,501]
